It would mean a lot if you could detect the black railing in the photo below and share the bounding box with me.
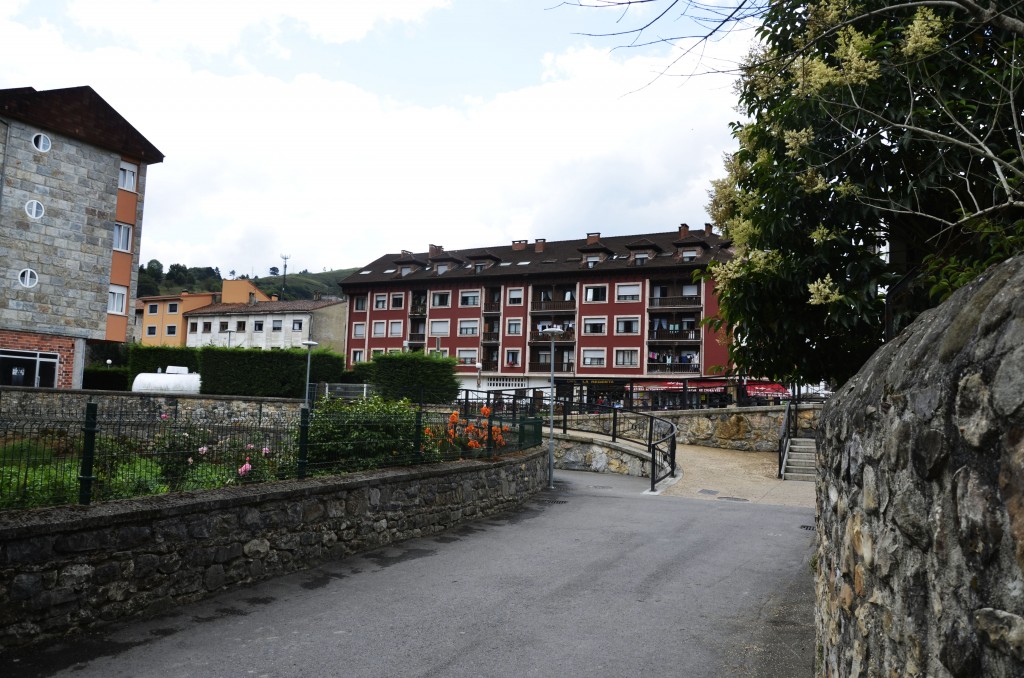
[0,392,544,511]
[777,398,796,478]
[648,363,700,374]
[648,295,701,308]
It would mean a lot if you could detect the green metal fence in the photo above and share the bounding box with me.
[0,397,543,511]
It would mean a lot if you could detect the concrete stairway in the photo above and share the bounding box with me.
[783,437,816,481]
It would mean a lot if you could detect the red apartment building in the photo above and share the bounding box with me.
[341,225,737,408]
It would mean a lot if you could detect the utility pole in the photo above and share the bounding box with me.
[281,254,290,296]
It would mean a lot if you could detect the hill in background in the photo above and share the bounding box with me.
[136,262,357,301]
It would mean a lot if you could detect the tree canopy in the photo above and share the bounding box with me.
[577,1,1024,384]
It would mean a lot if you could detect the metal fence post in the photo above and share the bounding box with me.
[297,406,309,479]
[648,418,656,493]
[561,399,567,434]
[79,402,98,505]
[486,410,494,453]
[611,407,618,443]
[414,408,423,455]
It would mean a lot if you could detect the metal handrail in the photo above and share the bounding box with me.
[778,399,794,478]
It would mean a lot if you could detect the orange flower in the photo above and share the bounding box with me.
[449,411,460,424]
[480,405,491,418]
[467,440,482,449]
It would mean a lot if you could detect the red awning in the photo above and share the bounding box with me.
[744,382,791,397]
[627,380,728,393]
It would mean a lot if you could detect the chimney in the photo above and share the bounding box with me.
[429,244,444,257]
[248,292,256,305]
[512,239,527,251]
[586,232,601,245]
[313,292,321,301]
[534,238,546,253]
[401,250,413,257]
[679,223,689,238]
[271,294,279,302]
[704,223,714,236]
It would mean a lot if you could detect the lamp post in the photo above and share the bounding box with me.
[475,361,483,389]
[301,340,318,408]
[540,326,563,490]
[226,329,235,348]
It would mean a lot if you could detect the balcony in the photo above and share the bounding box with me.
[408,332,425,343]
[648,296,701,308]
[409,304,427,316]
[530,300,576,313]
[481,332,500,343]
[648,328,701,342]
[483,302,502,313]
[528,329,576,343]
[648,363,700,374]
[481,360,499,371]
[528,361,575,373]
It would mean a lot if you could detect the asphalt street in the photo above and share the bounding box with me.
[2,470,817,678]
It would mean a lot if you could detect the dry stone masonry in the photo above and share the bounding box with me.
[817,256,1024,677]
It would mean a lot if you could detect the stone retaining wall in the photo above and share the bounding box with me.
[552,432,649,477]
[0,448,546,649]
[817,256,1024,677]
[668,405,820,451]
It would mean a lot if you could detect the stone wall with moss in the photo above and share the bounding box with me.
[816,256,1024,677]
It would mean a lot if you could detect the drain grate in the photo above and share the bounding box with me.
[537,499,568,505]
[800,525,815,531]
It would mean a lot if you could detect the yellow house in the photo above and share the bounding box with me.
[137,280,271,346]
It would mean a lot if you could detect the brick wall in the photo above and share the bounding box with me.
[0,330,76,389]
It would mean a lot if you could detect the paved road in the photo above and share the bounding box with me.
[2,470,816,678]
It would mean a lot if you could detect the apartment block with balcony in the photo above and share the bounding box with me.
[341,225,734,406]
[0,86,163,388]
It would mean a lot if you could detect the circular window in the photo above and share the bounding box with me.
[25,200,44,219]
[18,269,39,288]
[32,133,51,152]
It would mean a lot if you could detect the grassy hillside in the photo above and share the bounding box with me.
[144,267,358,301]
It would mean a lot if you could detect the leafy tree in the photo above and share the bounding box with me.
[269,266,280,276]
[145,259,163,283]
[165,263,191,285]
[136,266,160,297]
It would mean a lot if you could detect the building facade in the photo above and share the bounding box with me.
[184,298,346,353]
[137,280,271,346]
[0,86,163,388]
[341,225,734,406]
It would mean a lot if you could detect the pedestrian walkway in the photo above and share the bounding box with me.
[660,444,816,508]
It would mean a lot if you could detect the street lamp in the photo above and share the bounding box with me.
[301,340,318,408]
[226,329,235,348]
[475,361,483,389]
[540,326,564,490]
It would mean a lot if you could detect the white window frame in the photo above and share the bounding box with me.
[147,304,158,315]
[506,318,522,336]
[253,320,263,332]
[118,161,138,191]
[429,319,450,336]
[168,302,179,314]
[113,223,132,252]
[615,316,640,335]
[456,348,478,365]
[431,291,451,308]
[108,285,127,314]
[166,325,177,336]
[507,288,523,305]
[146,325,157,337]
[615,283,641,302]
[682,283,700,296]
[505,349,521,367]
[18,269,38,288]
[458,319,479,336]
[372,320,386,337]
[614,348,639,367]
[582,316,607,336]
[374,294,388,309]
[681,249,698,262]
[634,253,649,266]
[583,285,608,303]
[351,349,365,363]
[582,349,605,366]
[292,319,303,331]
[352,322,366,339]
[390,293,404,309]
[459,289,481,307]
[32,133,51,152]
[353,296,367,311]
[272,319,283,332]
[389,320,403,337]
[25,200,44,219]
[436,263,449,275]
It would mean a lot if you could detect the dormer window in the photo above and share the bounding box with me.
[400,266,412,276]
[475,262,486,273]
[634,253,649,266]
[436,263,449,275]
[586,255,601,268]
[681,249,698,262]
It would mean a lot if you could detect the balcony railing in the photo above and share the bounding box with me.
[529,300,576,312]
[528,361,575,373]
[481,332,500,342]
[648,363,700,374]
[528,329,575,343]
[648,296,701,308]
[408,332,425,342]
[409,304,427,315]
[648,328,701,341]
[483,302,502,313]
[481,360,499,371]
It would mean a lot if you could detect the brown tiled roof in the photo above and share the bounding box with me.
[0,86,163,163]
[341,228,733,288]
[184,299,342,317]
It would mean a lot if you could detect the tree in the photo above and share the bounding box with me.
[571,1,1024,383]
[166,263,191,285]
[269,266,280,276]
[145,259,163,283]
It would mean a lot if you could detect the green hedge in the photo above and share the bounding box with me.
[83,366,131,391]
[371,352,458,403]
[125,344,345,398]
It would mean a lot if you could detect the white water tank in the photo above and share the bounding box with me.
[131,367,201,394]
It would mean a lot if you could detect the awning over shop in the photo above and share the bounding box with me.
[744,382,791,397]
[626,380,728,393]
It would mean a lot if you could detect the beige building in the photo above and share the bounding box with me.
[136,280,270,346]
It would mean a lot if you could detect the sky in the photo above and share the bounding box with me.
[1,0,754,276]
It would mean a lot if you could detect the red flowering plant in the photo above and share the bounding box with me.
[422,405,511,459]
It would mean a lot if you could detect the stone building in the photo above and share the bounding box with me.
[0,86,163,388]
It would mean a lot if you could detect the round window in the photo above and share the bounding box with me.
[25,200,44,219]
[32,133,51,152]
[18,269,39,288]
